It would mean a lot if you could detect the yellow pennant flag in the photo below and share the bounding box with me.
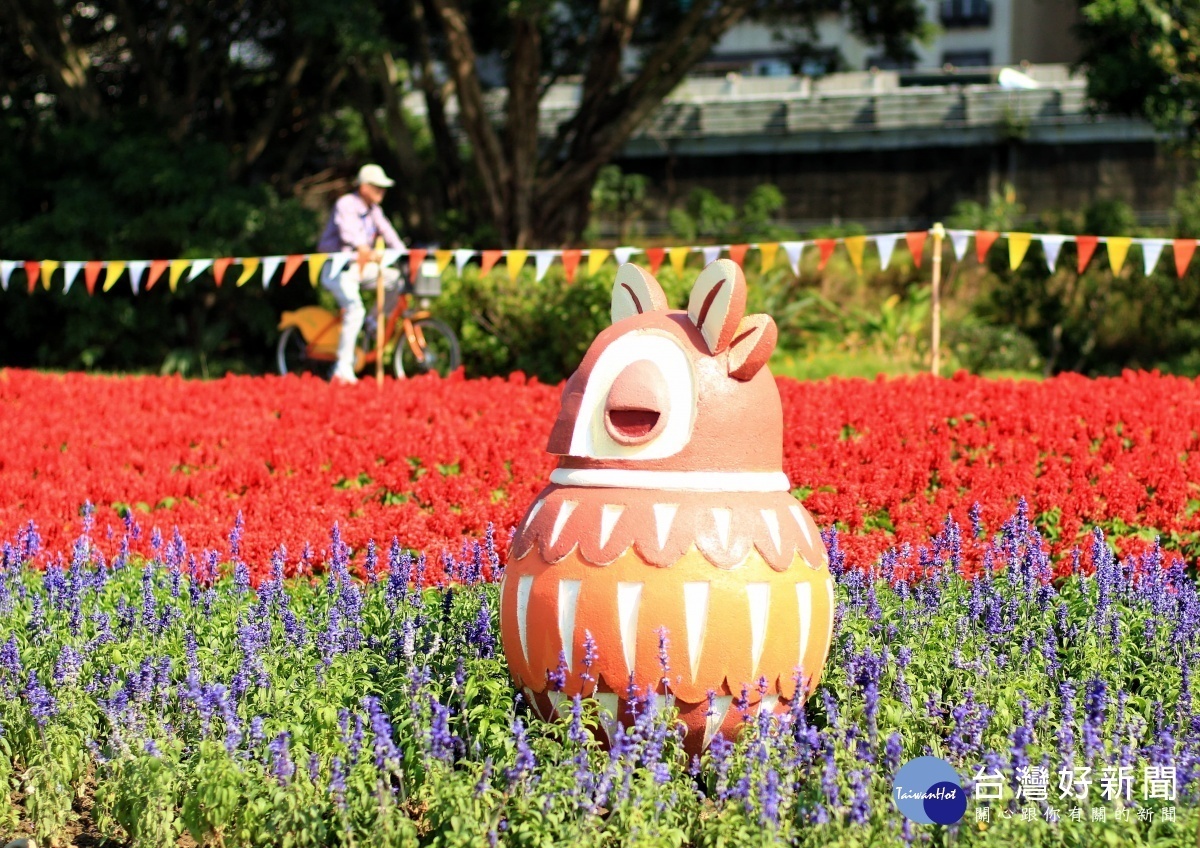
[435,250,453,275]
[844,236,866,275]
[1106,237,1132,273]
[168,259,190,292]
[40,260,59,291]
[236,257,260,287]
[759,242,779,273]
[587,249,611,276]
[308,253,328,287]
[103,260,126,292]
[506,250,528,281]
[1008,232,1033,270]
[669,246,690,276]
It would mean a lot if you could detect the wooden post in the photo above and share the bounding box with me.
[375,237,386,388]
[930,222,945,377]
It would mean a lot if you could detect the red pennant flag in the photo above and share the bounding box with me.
[84,261,103,295]
[24,262,40,294]
[728,244,749,267]
[975,230,999,264]
[212,257,234,287]
[905,231,928,269]
[1076,235,1098,274]
[815,239,836,271]
[408,249,428,283]
[1174,239,1197,279]
[146,260,169,291]
[645,247,665,275]
[281,255,306,286]
[480,250,503,277]
[562,249,582,284]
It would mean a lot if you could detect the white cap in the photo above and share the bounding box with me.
[355,163,395,188]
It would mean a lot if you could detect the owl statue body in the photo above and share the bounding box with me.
[499,259,835,755]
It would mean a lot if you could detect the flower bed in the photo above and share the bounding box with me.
[0,369,1197,579]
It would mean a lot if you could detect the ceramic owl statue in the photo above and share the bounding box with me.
[499,259,835,755]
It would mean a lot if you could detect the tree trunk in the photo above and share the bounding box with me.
[507,16,542,248]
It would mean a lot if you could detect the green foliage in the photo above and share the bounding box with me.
[588,166,652,243]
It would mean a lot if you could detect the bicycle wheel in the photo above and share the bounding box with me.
[394,318,461,379]
[276,327,327,378]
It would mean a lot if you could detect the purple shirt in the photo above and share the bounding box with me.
[317,192,404,253]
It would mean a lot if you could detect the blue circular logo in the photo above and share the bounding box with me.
[892,757,966,825]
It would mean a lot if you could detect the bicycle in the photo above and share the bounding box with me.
[276,256,460,379]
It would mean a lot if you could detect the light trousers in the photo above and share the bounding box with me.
[320,262,402,380]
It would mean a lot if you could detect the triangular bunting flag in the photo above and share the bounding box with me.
[306,254,329,288]
[728,244,749,267]
[63,261,83,294]
[126,260,147,295]
[40,260,59,292]
[905,231,928,269]
[435,250,453,275]
[260,256,284,290]
[1106,237,1132,274]
[506,249,528,281]
[533,250,556,282]
[235,257,259,287]
[0,260,14,291]
[844,236,866,275]
[669,246,690,276]
[213,257,235,287]
[23,261,40,294]
[702,246,722,267]
[84,261,102,295]
[759,242,779,273]
[975,231,1000,264]
[187,258,213,282]
[408,249,429,283]
[815,239,836,271]
[645,247,665,275]
[562,249,582,283]
[327,253,351,282]
[1141,239,1167,276]
[380,248,403,269]
[147,260,168,291]
[281,255,305,286]
[613,246,635,266]
[1040,235,1065,271]
[876,234,899,270]
[782,242,804,276]
[587,249,611,275]
[480,250,503,277]
[169,259,190,292]
[453,249,474,276]
[102,260,125,293]
[1175,239,1197,279]
[1008,233,1032,270]
[948,230,970,261]
[1076,235,1098,273]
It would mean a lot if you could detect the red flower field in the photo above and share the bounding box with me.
[1,368,1196,578]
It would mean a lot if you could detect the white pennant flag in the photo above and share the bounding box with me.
[702,246,722,266]
[260,256,284,289]
[0,260,14,291]
[380,248,404,268]
[188,258,214,282]
[126,260,149,295]
[452,249,473,275]
[782,242,805,275]
[63,261,83,294]
[1141,239,1167,275]
[328,252,353,281]
[876,234,900,270]
[613,246,635,266]
[948,230,971,261]
[1040,235,1066,271]
[533,250,557,282]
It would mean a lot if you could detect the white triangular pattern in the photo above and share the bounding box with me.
[683,581,710,681]
[613,246,635,265]
[703,695,733,749]
[533,250,556,282]
[0,260,15,291]
[876,234,900,270]
[616,582,643,676]
[126,260,148,295]
[187,258,214,282]
[260,256,283,290]
[557,579,582,671]
[453,249,475,275]
[549,500,577,547]
[1142,239,1167,275]
[653,503,678,550]
[702,246,722,266]
[1041,235,1065,271]
[517,575,534,667]
[747,583,771,676]
[599,504,624,549]
[760,509,781,554]
[328,253,352,281]
[63,261,83,295]
[949,230,970,261]
[380,248,404,268]
[782,242,804,275]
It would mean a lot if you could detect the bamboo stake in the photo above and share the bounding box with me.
[375,237,386,388]
[930,222,945,377]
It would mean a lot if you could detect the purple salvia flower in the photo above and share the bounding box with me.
[364,540,379,585]
[268,732,294,784]
[25,670,57,727]
[506,717,536,785]
[330,756,347,808]
[364,696,402,774]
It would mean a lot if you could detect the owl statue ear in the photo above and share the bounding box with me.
[726,314,777,381]
[611,264,668,324]
[687,259,747,355]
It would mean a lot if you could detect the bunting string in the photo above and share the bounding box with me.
[3,229,1198,295]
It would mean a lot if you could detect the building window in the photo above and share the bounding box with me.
[940,0,991,27]
[865,54,916,71]
[941,50,992,68]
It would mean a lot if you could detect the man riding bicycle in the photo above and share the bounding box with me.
[316,163,406,384]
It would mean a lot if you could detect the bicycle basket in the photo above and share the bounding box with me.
[412,257,442,297]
